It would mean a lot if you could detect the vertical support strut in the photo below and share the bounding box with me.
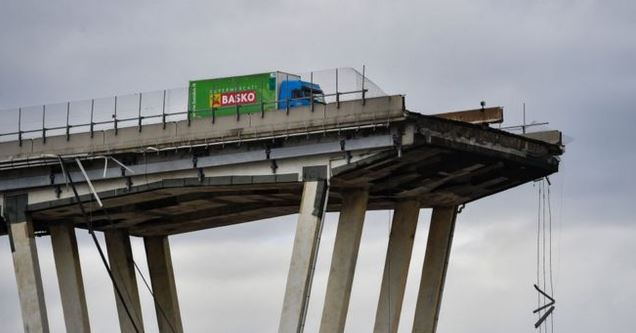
[114,96,119,135]
[18,107,23,146]
[373,200,420,333]
[336,68,340,109]
[4,194,50,333]
[362,65,366,106]
[42,105,47,143]
[89,99,95,138]
[279,167,329,333]
[105,229,145,333]
[50,223,91,333]
[310,72,314,113]
[144,236,184,333]
[412,206,458,333]
[66,102,71,141]
[319,188,368,333]
[161,90,167,130]
[138,93,143,132]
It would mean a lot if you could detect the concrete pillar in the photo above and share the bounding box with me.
[373,200,420,333]
[4,194,50,333]
[319,189,368,333]
[412,206,458,333]
[105,229,145,333]
[144,236,183,333]
[279,179,329,333]
[50,223,91,333]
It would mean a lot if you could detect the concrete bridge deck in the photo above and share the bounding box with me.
[0,95,563,333]
[0,96,561,237]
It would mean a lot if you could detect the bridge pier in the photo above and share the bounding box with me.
[50,222,91,333]
[4,194,50,333]
[319,188,368,333]
[144,236,183,333]
[105,229,145,333]
[373,200,420,333]
[412,206,458,333]
[279,174,329,333]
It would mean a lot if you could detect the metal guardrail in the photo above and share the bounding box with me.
[0,67,385,145]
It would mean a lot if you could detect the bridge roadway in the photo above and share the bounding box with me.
[0,95,563,333]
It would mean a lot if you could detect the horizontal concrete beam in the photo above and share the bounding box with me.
[0,132,396,192]
[433,107,503,125]
[523,130,563,146]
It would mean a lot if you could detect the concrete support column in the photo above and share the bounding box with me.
[4,194,50,333]
[319,189,368,333]
[50,223,91,333]
[412,206,458,333]
[105,229,145,333]
[144,236,183,333]
[373,200,420,333]
[279,178,329,333]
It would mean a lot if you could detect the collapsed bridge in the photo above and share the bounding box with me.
[0,76,563,333]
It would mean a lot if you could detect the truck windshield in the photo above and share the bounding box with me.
[301,87,325,104]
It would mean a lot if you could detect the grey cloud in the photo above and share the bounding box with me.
[1,0,635,332]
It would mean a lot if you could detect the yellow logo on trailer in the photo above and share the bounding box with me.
[211,93,222,108]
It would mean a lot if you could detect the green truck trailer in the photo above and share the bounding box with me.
[188,71,324,118]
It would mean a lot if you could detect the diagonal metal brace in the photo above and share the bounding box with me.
[533,284,555,313]
[534,305,555,328]
[533,284,556,328]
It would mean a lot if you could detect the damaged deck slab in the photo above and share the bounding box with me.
[0,98,563,237]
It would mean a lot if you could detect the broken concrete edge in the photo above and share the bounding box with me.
[522,130,563,146]
[423,136,560,172]
[331,128,559,180]
[407,111,564,156]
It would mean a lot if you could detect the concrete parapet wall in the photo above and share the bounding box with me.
[0,96,405,161]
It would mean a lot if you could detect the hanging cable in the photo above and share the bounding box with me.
[536,182,542,333]
[548,181,554,333]
[100,204,179,333]
[133,260,179,333]
[71,157,179,333]
[542,180,547,326]
[533,178,556,331]
[386,209,392,333]
[57,156,142,333]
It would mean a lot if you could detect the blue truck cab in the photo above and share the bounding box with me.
[278,80,325,109]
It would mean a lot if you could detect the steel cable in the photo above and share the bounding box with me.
[57,156,142,333]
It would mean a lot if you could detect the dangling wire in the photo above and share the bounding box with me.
[534,178,556,331]
[548,181,554,333]
[536,182,543,333]
[386,209,392,333]
[133,259,180,333]
[94,193,180,333]
[542,180,547,327]
[68,157,179,333]
[57,156,142,333]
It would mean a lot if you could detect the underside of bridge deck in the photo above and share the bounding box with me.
[16,112,560,237]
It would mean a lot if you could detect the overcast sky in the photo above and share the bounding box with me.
[1,0,635,332]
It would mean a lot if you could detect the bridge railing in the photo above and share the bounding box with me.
[0,67,386,144]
